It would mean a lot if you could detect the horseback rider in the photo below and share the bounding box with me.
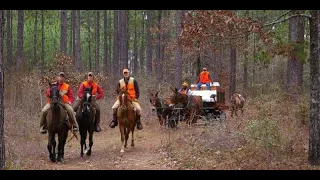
[109,68,143,130]
[40,72,79,134]
[73,72,104,132]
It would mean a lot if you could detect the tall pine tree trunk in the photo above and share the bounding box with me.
[309,10,320,166]
[75,10,81,72]
[108,10,112,75]
[95,11,100,72]
[41,10,45,74]
[133,10,138,75]
[113,10,120,78]
[174,10,183,88]
[139,10,145,76]
[103,10,108,75]
[33,10,38,67]
[60,10,67,54]
[156,10,162,80]
[0,10,5,170]
[146,10,153,76]
[17,10,24,71]
[6,10,12,69]
[243,10,249,98]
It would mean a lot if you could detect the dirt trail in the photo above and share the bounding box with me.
[23,119,180,170]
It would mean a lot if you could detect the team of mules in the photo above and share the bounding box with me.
[148,88,246,126]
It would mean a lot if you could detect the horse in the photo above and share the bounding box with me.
[76,87,95,157]
[148,90,173,127]
[230,93,245,117]
[169,87,204,125]
[46,82,69,163]
[117,89,137,153]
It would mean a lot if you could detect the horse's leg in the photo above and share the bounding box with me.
[61,127,68,161]
[57,132,64,163]
[86,129,94,156]
[124,128,129,148]
[119,125,125,153]
[131,128,135,147]
[80,130,86,157]
[51,134,57,162]
[47,133,55,162]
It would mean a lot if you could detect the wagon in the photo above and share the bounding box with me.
[189,82,228,121]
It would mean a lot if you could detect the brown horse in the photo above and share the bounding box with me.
[117,89,137,153]
[148,90,173,127]
[169,87,204,125]
[230,93,245,117]
[46,82,69,163]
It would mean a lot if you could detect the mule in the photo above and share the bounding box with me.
[46,82,69,163]
[148,90,173,127]
[117,89,137,153]
[169,87,204,125]
[76,88,95,157]
[230,93,245,117]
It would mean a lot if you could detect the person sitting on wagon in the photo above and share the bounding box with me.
[196,67,212,90]
[179,82,193,96]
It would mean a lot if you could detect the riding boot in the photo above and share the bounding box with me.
[40,111,48,134]
[94,110,101,132]
[109,109,118,128]
[136,115,143,130]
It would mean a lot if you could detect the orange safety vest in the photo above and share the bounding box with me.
[47,82,70,103]
[199,71,211,83]
[83,81,98,95]
[119,77,136,100]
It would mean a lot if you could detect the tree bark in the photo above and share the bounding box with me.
[103,10,108,76]
[156,10,162,80]
[175,10,183,88]
[287,10,305,102]
[69,10,73,57]
[60,10,67,54]
[108,10,112,75]
[87,11,92,71]
[243,10,249,98]
[139,10,145,76]
[113,10,120,78]
[119,10,127,70]
[74,10,81,72]
[0,10,5,170]
[95,10,100,72]
[6,10,12,68]
[308,10,320,166]
[133,10,138,75]
[33,10,38,67]
[146,10,153,76]
[41,10,45,74]
[229,47,237,97]
[17,10,24,71]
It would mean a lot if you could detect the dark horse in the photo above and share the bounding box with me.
[76,88,95,157]
[117,89,137,154]
[46,82,69,163]
[148,90,173,128]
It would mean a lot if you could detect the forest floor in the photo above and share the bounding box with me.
[4,92,320,170]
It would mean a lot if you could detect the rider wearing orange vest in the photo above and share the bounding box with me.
[109,68,143,130]
[40,72,79,134]
[73,72,104,132]
[196,67,212,90]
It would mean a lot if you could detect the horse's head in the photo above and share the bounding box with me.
[118,88,128,111]
[82,88,93,113]
[49,82,60,107]
[169,87,188,105]
[148,90,160,112]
